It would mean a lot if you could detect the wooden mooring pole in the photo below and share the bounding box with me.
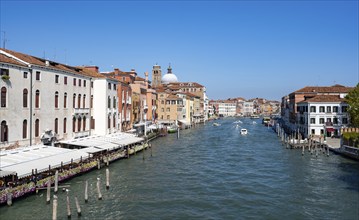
[75,196,81,216]
[84,180,88,203]
[66,190,71,218]
[47,181,51,204]
[97,178,102,200]
[106,168,110,190]
[52,195,58,220]
[54,170,58,194]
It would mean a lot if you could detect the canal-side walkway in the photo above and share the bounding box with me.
[0,131,157,206]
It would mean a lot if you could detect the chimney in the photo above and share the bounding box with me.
[114,68,120,75]
[145,72,149,87]
[84,66,99,73]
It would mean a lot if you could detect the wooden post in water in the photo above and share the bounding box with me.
[54,170,58,194]
[106,156,109,166]
[302,145,304,156]
[84,181,88,203]
[52,195,58,220]
[327,145,330,156]
[47,181,51,204]
[6,190,12,206]
[75,196,81,216]
[177,127,180,139]
[106,168,110,190]
[97,159,101,170]
[127,147,130,158]
[66,190,71,218]
[97,178,102,200]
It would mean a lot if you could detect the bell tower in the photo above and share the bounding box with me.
[152,64,162,88]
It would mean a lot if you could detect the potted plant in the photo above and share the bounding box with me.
[1,75,10,80]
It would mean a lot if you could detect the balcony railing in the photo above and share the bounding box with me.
[73,108,90,115]
[74,130,90,138]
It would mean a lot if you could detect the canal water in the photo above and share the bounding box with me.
[1,118,358,219]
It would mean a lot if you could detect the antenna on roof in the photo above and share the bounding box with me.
[1,31,7,49]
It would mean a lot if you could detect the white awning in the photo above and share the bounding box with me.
[178,119,190,125]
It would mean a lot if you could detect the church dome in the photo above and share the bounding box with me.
[161,64,178,84]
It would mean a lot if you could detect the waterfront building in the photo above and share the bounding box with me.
[242,101,255,117]
[0,49,120,148]
[296,95,350,138]
[281,84,353,136]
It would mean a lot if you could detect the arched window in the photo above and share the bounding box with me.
[23,89,28,108]
[113,96,116,108]
[108,96,111,108]
[35,90,40,108]
[78,94,81,108]
[83,95,86,108]
[54,118,58,134]
[113,114,116,128]
[72,117,76,132]
[91,95,93,108]
[55,92,59,108]
[108,115,111,129]
[83,117,86,131]
[64,93,67,108]
[0,121,8,142]
[1,87,7,108]
[63,118,67,133]
[35,119,40,137]
[73,94,76,108]
[78,117,82,132]
[23,120,27,139]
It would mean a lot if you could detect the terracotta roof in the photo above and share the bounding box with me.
[135,76,145,81]
[293,85,353,94]
[0,53,27,67]
[298,95,346,103]
[166,94,179,100]
[168,82,204,88]
[76,66,105,78]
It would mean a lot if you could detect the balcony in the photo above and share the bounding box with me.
[73,108,90,115]
[74,130,90,138]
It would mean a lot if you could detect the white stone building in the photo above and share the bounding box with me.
[0,49,119,148]
[296,95,350,138]
[242,101,255,116]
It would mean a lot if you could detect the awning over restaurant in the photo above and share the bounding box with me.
[326,128,335,132]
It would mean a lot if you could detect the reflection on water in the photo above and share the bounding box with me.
[1,117,358,219]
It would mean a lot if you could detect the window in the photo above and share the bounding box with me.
[311,129,315,135]
[91,82,93,88]
[64,76,68,85]
[63,118,67,133]
[35,90,40,108]
[333,106,338,113]
[161,100,164,104]
[54,118,58,134]
[36,71,41,80]
[78,118,82,132]
[0,68,9,77]
[55,92,59,108]
[113,96,116,108]
[319,118,324,124]
[161,108,164,112]
[84,80,86,87]
[327,106,331,113]
[23,89,28,108]
[1,121,8,142]
[35,119,40,137]
[108,83,111,89]
[64,93,67,108]
[83,117,86,131]
[79,79,82,87]
[72,117,76,132]
[327,118,332,122]
[310,118,316,124]
[113,115,116,128]
[167,115,170,120]
[55,75,59,83]
[73,94,76,108]
[73,78,76,86]
[23,120,27,139]
[113,84,116,90]
[310,106,316,113]
[342,106,348,113]
[108,116,111,129]
[108,96,111,108]
[319,106,325,113]
[342,117,348,124]
[23,72,28,78]
[166,108,170,112]
[91,95,93,108]
[91,117,95,129]
[78,94,81,108]
[1,87,6,107]
[83,95,86,108]
[333,117,338,124]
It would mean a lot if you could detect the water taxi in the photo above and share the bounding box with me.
[240,128,248,135]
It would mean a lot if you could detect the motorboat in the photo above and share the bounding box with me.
[240,128,248,135]
[213,122,221,126]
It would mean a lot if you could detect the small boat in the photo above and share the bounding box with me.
[250,114,260,119]
[240,128,248,135]
[213,123,221,126]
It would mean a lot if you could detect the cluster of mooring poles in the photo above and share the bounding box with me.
[276,124,330,157]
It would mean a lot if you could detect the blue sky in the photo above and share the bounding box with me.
[1,1,358,101]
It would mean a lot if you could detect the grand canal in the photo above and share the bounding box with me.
[0,118,358,219]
